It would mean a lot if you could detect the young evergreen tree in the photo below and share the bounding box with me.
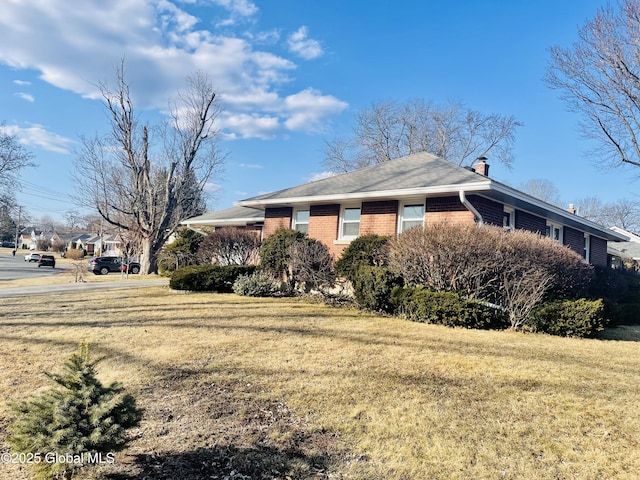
[8,344,143,480]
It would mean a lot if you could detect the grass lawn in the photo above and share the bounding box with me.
[0,286,638,479]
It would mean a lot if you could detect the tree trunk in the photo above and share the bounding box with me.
[140,238,159,275]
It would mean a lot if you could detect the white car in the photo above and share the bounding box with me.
[24,253,40,262]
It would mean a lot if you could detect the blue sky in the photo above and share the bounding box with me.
[1,0,634,224]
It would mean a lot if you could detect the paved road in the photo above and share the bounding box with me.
[0,279,169,297]
[0,251,65,282]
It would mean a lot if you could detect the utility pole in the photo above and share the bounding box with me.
[13,205,21,253]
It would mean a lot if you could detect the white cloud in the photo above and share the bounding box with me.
[307,171,336,182]
[287,26,323,60]
[238,163,264,169]
[13,80,31,86]
[15,92,34,102]
[2,124,74,154]
[0,0,345,138]
[282,88,348,132]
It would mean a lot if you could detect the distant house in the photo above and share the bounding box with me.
[18,228,46,250]
[608,226,640,269]
[230,152,626,266]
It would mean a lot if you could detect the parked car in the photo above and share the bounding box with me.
[87,256,141,275]
[24,253,40,262]
[38,254,56,268]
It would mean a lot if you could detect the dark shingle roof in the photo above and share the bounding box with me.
[182,206,265,226]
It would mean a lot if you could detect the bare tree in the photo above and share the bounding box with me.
[324,99,522,172]
[73,62,224,274]
[520,179,562,205]
[547,0,640,170]
[574,195,640,232]
[0,124,36,193]
[197,228,261,266]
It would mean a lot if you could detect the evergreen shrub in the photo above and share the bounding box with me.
[170,264,256,292]
[334,234,389,282]
[391,286,509,329]
[351,266,403,313]
[233,272,282,297]
[7,344,143,480]
[529,298,608,338]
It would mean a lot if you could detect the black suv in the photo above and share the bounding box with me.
[38,254,56,268]
[87,256,141,275]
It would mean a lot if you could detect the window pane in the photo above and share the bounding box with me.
[343,222,360,237]
[402,220,423,231]
[403,205,424,220]
[343,208,361,222]
[296,224,308,234]
[295,210,310,223]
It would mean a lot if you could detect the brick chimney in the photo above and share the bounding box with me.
[474,157,490,176]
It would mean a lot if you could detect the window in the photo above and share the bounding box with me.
[546,222,563,243]
[584,234,590,262]
[503,207,514,230]
[400,203,425,232]
[340,207,361,239]
[293,209,309,234]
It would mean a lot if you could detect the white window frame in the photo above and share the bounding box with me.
[292,208,310,234]
[398,202,425,233]
[339,205,361,240]
[503,206,515,231]
[546,221,563,244]
[584,233,590,262]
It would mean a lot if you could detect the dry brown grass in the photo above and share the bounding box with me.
[0,287,638,479]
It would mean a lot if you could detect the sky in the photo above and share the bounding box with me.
[1,0,636,225]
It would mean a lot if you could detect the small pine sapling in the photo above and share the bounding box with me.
[7,344,143,480]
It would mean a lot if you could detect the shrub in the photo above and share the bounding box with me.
[289,238,336,292]
[351,266,403,313]
[391,286,509,329]
[259,229,307,282]
[233,272,282,297]
[388,223,593,329]
[170,264,256,292]
[197,227,261,266]
[158,228,204,274]
[64,248,85,260]
[335,234,389,281]
[8,344,143,480]
[529,298,608,338]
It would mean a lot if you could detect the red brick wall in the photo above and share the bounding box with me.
[590,236,607,266]
[308,204,342,257]
[425,196,474,225]
[361,200,399,235]
[263,207,292,238]
[515,210,546,234]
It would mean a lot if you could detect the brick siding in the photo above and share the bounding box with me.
[361,200,399,235]
[425,196,474,225]
[514,210,546,234]
[263,207,292,238]
[308,204,342,258]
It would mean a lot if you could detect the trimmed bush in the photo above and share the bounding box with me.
[170,264,256,292]
[351,266,403,313]
[65,248,85,260]
[233,272,282,297]
[335,234,389,281]
[259,229,307,282]
[529,298,608,338]
[391,286,509,329]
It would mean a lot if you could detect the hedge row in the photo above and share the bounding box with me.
[169,265,256,292]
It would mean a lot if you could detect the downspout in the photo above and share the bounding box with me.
[459,190,483,225]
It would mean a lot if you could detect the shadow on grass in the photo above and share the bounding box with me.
[107,444,339,480]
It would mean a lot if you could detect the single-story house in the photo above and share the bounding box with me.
[607,226,640,269]
[232,152,627,266]
[181,205,265,234]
